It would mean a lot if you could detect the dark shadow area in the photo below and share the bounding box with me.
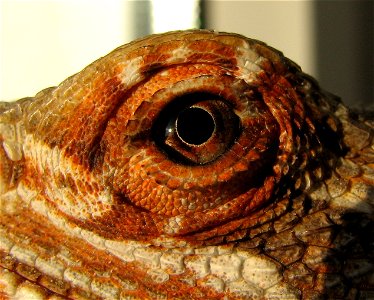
[314,1,373,109]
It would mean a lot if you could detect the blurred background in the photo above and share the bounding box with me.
[1,0,373,109]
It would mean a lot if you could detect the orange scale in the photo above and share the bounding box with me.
[144,164,161,175]
[198,175,218,187]
[187,53,228,63]
[254,137,272,152]
[142,52,173,66]
[217,167,234,183]
[215,150,242,168]
[146,190,160,207]
[189,41,235,58]
[167,197,183,212]
[157,160,175,171]
[166,177,183,190]
[139,180,154,196]
[138,195,152,208]
[165,164,191,178]
[245,149,261,161]
[190,189,203,202]
[83,181,94,195]
[133,100,153,116]
[189,165,210,178]
[125,119,141,134]
[228,140,249,155]
[201,141,221,154]
[232,161,250,172]
[156,196,172,210]
[131,163,145,174]
[129,175,145,189]
[152,172,170,184]
[183,181,198,190]
[149,155,165,164]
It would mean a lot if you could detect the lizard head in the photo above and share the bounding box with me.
[1,30,372,299]
[1,30,350,245]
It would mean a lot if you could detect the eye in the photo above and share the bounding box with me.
[152,92,241,165]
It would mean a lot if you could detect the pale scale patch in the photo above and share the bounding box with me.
[210,253,242,282]
[169,47,193,63]
[197,275,225,293]
[226,279,262,298]
[15,281,49,300]
[55,248,80,268]
[216,245,235,255]
[80,229,106,250]
[350,181,373,202]
[330,192,373,214]
[164,215,183,234]
[30,194,53,218]
[0,122,15,143]
[184,255,210,278]
[105,240,136,262]
[0,189,21,215]
[0,121,25,162]
[241,255,281,290]
[35,257,65,280]
[336,157,360,178]
[91,278,119,299]
[133,247,162,268]
[146,269,170,284]
[63,268,91,292]
[264,282,299,299]
[308,182,331,203]
[2,140,23,161]
[237,46,260,66]
[194,245,217,255]
[9,245,38,267]
[0,268,19,297]
[23,137,113,219]
[159,69,170,76]
[119,56,144,86]
[116,278,138,291]
[362,165,374,181]
[50,145,61,173]
[152,236,189,249]
[16,182,37,206]
[0,231,14,253]
[46,206,83,239]
[160,252,185,275]
[235,46,262,82]
[326,172,349,198]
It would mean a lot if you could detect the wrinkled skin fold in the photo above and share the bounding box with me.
[0,30,373,299]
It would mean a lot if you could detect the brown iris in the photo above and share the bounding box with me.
[152,92,240,165]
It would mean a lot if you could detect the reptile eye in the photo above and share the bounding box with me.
[152,93,240,164]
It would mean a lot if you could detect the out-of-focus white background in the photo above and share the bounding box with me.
[1,0,372,109]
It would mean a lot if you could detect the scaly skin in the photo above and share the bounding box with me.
[0,30,373,299]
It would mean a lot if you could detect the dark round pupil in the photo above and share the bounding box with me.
[176,107,215,145]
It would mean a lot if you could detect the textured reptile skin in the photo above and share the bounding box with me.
[0,30,373,299]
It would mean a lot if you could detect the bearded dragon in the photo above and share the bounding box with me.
[0,30,373,299]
